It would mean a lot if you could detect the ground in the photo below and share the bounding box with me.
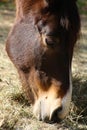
[0,1,87,130]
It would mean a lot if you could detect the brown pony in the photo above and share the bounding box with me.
[6,0,80,123]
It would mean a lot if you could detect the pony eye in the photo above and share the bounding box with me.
[41,7,49,14]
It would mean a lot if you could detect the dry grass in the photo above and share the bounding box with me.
[0,2,87,130]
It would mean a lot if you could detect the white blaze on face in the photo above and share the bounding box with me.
[33,70,72,121]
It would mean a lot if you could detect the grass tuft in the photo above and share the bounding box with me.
[11,93,30,106]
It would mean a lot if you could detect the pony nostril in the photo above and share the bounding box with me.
[43,116,49,123]
[51,107,62,123]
